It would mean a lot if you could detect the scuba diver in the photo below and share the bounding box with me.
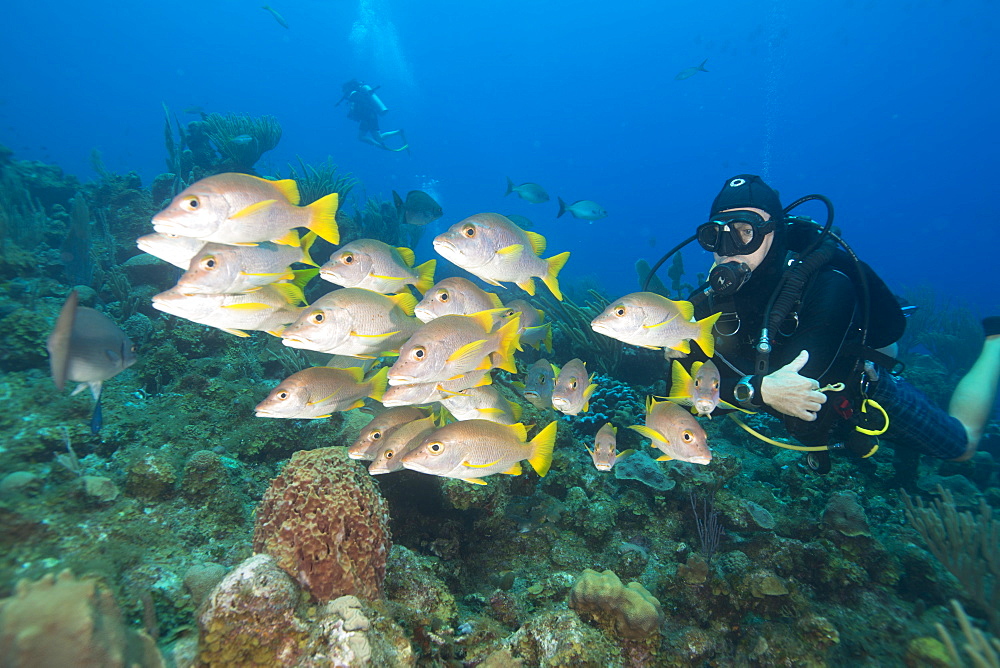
[649,174,1000,472]
[337,79,409,153]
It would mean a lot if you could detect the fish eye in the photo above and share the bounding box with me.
[614,306,626,317]
[310,311,325,324]
[439,291,450,302]
[384,449,395,459]
[682,430,694,442]
[694,377,701,388]
[410,346,426,361]
[712,379,720,390]
[200,256,217,270]
[462,225,476,237]
[277,391,289,400]
[342,253,354,264]
[130,344,137,353]
[182,197,200,211]
[504,309,516,317]
[569,379,578,390]
[428,442,444,454]
[371,430,382,440]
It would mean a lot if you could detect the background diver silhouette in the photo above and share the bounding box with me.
[338,79,409,153]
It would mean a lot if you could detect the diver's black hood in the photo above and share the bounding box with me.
[710,174,784,223]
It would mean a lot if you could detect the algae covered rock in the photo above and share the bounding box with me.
[568,568,663,640]
[252,447,391,602]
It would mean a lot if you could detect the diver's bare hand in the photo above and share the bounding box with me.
[760,350,826,421]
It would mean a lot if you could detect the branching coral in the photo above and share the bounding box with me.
[283,156,358,205]
[204,112,282,172]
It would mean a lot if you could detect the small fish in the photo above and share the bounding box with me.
[414,277,504,323]
[393,190,443,227]
[402,420,558,485]
[349,406,429,460]
[47,291,138,433]
[175,237,318,295]
[368,415,438,475]
[151,284,303,337]
[183,105,206,116]
[667,359,738,417]
[280,288,420,358]
[381,370,492,407]
[229,134,255,145]
[505,178,550,203]
[503,299,552,353]
[320,238,435,295]
[586,423,633,471]
[551,358,597,416]
[675,59,708,80]
[137,232,207,269]
[505,214,535,230]
[590,292,720,357]
[388,310,521,386]
[254,366,388,419]
[556,198,607,221]
[519,358,556,410]
[629,397,712,465]
[440,385,522,424]
[152,173,339,246]
[262,5,289,28]
[433,212,570,300]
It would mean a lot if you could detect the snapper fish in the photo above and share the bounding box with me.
[393,190,444,227]
[349,406,429,460]
[137,232,206,269]
[320,238,435,295]
[414,277,504,323]
[151,283,303,337]
[175,236,318,295]
[518,358,557,410]
[254,366,388,419]
[152,172,339,246]
[380,370,492,407]
[280,288,420,358]
[388,310,521,386]
[402,420,558,485]
[47,290,138,432]
[556,198,607,221]
[666,359,740,417]
[433,213,570,300]
[505,177,550,203]
[439,385,522,424]
[368,415,439,475]
[551,358,597,416]
[502,299,552,353]
[590,291,720,357]
[629,397,712,465]
[586,423,633,472]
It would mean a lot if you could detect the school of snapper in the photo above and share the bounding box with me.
[131,171,728,483]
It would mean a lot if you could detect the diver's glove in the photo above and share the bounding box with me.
[760,350,827,421]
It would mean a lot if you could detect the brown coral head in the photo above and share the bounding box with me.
[568,568,664,640]
[821,490,871,537]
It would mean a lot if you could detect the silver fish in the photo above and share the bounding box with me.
[254,366,388,419]
[551,358,597,416]
[175,238,317,295]
[519,358,556,410]
[319,238,435,295]
[136,232,206,269]
[586,423,632,471]
[505,177,549,203]
[151,284,303,337]
[414,277,504,323]
[439,385,522,424]
[591,291,719,357]
[629,397,712,465]
[556,198,607,221]
[349,406,429,460]
[368,415,438,475]
[675,59,708,80]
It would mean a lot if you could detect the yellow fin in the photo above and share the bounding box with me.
[349,330,401,340]
[221,302,270,310]
[291,267,319,291]
[461,478,487,485]
[447,339,488,365]
[507,422,529,442]
[629,424,669,445]
[508,400,522,421]
[487,292,504,308]
[541,251,570,301]
[366,366,389,403]
[462,459,502,469]
[271,282,305,306]
[524,230,547,255]
[396,246,416,267]
[305,192,340,244]
[490,317,522,373]
[617,449,635,459]
[655,455,674,462]
[387,292,418,317]
[670,360,694,398]
[268,178,300,205]
[221,327,250,337]
[694,312,721,357]
[542,324,553,354]
[299,231,319,266]
[671,339,691,355]
[468,307,511,333]
[527,421,557,477]
[502,462,523,475]
[240,270,292,279]
[496,244,524,262]
[229,199,277,220]
[414,259,436,294]
[674,299,695,321]
[272,229,301,247]
[515,277,536,296]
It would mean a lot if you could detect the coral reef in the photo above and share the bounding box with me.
[568,568,663,640]
[252,447,391,602]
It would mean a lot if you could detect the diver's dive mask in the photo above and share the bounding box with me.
[696,210,775,257]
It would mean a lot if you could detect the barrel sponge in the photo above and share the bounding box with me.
[252,447,392,602]
[0,569,163,667]
[568,568,663,640]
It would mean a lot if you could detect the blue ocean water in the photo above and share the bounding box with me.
[1,0,995,311]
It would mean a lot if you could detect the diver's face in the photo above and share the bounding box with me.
[712,207,773,271]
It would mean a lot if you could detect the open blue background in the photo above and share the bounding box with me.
[1,0,995,314]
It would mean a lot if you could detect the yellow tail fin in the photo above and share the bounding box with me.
[527,421,558,477]
[541,251,571,301]
[414,259,436,294]
[366,366,389,402]
[694,312,721,357]
[299,231,319,266]
[305,192,340,245]
[670,360,694,398]
[491,317,522,373]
